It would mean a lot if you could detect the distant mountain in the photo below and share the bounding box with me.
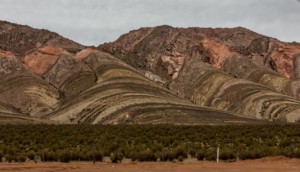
[0,20,299,124]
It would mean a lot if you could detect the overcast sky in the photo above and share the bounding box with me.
[0,0,299,46]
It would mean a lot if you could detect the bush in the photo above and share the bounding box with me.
[58,150,71,163]
[17,155,27,162]
[219,148,235,160]
[85,150,103,162]
[6,154,16,163]
[38,149,48,162]
[159,149,168,161]
[190,149,196,158]
[174,146,187,159]
[94,150,104,161]
[283,147,293,158]
[178,155,184,162]
[166,151,176,161]
[38,150,58,162]
[0,151,3,162]
[196,150,206,161]
[238,148,264,160]
[139,150,157,162]
[26,152,35,161]
[206,148,217,161]
[240,149,256,160]
[294,149,300,158]
[110,153,123,163]
[130,150,157,162]
[130,152,138,161]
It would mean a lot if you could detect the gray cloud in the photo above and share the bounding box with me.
[0,0,299,45]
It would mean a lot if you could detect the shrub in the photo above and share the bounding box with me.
[6,154,16,163]
[238,148,264,160]
[0,151,3,162]
[159,149,168,161]
[238,150,249,160]
[38,149,47,162]
[94,150,104,161]
[139,150,157,162]
[282,147,294,158]
[294,149,300,158]
[166,151,176,161]
[38,150,58,162]
[178,155,184,162]
[17,155,27,162]
[26,152,35,161]
[206,148,217,161]
[174,146,187,159]
[190,149,196,158]
[86,150,104,162]
[58,150,71,163]
[130,152,138,161]
[110,153,123,163]
[219,148,235,160]
[196,150,206,161]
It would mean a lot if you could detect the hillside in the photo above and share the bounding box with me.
[0,21,300,124]
[99,25,300,122]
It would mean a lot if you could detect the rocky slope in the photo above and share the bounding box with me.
[99,25,300,122]
[0,21,300,124]
[0,21,261,125]
[44,49,258,125]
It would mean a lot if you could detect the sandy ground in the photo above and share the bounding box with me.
[0,157,299,172]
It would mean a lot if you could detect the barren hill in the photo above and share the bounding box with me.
[99,25,300,122]
[0,21,299,124]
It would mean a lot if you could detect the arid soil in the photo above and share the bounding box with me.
[0,157,299,172]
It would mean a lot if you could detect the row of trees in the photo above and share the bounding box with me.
[0,124,300,163]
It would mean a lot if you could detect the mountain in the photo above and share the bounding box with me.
[0,21,299,124]
[99,25,300,122]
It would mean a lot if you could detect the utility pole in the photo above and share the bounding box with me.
[161,148,164,161]
[216,147,219,163]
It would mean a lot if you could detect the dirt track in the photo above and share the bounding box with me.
[0,157,299,172]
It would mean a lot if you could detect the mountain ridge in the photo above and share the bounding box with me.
[98,25,300,122]
[0,20,300,124]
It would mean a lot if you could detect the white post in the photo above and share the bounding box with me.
[217,147,219,163]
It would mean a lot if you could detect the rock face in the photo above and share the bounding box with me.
[293,53,300,80]
[99,25,300,123]
[201,38,236,68]
[161,52,185,79]
[1,21,300,124]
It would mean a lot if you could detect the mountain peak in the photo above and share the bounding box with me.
[0,20,85,58]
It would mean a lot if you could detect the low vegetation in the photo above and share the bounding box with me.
[0,124,299,163]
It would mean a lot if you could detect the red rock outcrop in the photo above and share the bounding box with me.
[268,42,300,79]
[24,46,73,75]
[0,50,17,60]
[200,38,237,68]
